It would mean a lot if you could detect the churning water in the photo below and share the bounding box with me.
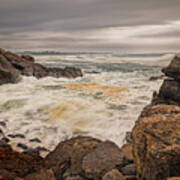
[0,53,173,153]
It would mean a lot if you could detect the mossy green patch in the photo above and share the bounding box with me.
[1,99,27,111]
[42,85,65,90]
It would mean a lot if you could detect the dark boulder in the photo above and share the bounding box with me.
[0,48,83,84]
[162,56,180,81]
[21,55,35,63]
[82,141,126,179]
[45,136,101,179]
[152,79,180,105]
[0,55,20,84]
[0,66,20,85]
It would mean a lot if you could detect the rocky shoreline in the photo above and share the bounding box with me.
[0,51,179,180]
[0,48,83,85]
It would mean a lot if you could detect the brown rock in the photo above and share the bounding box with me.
[102,169,124,180]
[21,55,35,62]
[82,141,126,179]
[162,56,180,81]
[0,145,44,177]
[0,55,20,84]
[0,48,83,84]
[168,178,180,180]
[24,169,55,180]
[0,48,6,55]
[45,136,101,179]
[0,66,20,85]
[132,105,180,180]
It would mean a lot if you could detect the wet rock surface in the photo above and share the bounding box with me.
[0,48,83,85]
[162,56,180,81]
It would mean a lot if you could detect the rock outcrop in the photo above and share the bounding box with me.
[162,56,180,81]
[45,136,132,180]
[132,55,180,180]
[152,56,180,105]
[0,136,137,180]
[0,48,83,85]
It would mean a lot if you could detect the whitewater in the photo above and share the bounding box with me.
[0,53,174,155]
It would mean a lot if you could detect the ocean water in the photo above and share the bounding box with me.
[0,53,174,154]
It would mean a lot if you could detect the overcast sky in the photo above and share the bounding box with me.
[1,0,180,53]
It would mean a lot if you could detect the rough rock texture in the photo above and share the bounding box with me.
[152,56,180,105]
[0,145,44,178]
[82,141,126,179]
[0,55,20,84]
[24,169,56,180]
[132,105,180,180]
[0,48,83,85]
[162,56,180,81]
[45,136,127,180]
[152,79,180,105]
[45,136,102,179]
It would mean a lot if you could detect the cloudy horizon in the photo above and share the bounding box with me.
[1,0,180,53]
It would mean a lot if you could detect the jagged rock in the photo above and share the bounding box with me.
[0,55,20,84]
[82,141,126,179]
[0,145,44,177]
[156,79,180,105]
[21,55,35,62]
[47,66,83,78]
[102,169,124,180]
[132,105,180,180]
[162,56,180,81]
[45,136,101,179]
[0,48,83,84]
[23,169,55,180]
[0,66,20,85]
[121,164,137,176]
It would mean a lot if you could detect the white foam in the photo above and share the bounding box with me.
[0,54,168,153]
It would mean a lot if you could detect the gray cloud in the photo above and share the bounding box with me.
[0,0,180,52]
